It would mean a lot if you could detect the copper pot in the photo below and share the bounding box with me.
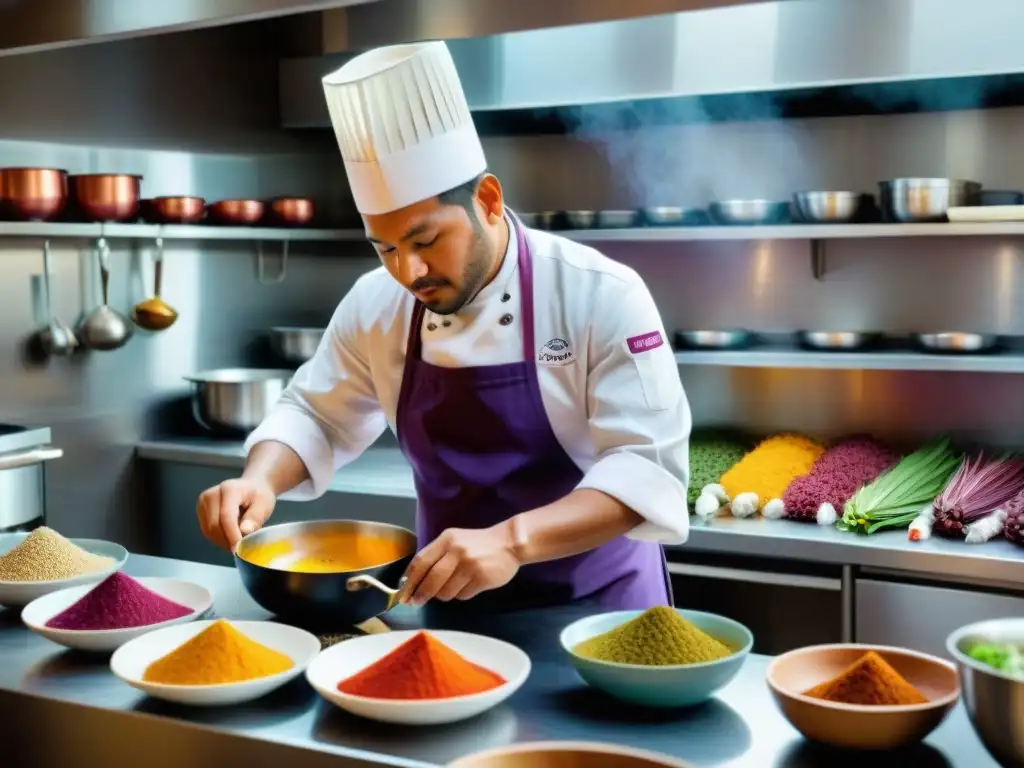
[207,199,265,226]
[70,173,142,222]
[0,168,68,221]
[143,196,206,224]
[268,197,314,226]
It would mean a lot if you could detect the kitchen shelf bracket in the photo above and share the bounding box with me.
[810,238,826,280]
[255,240,289,285]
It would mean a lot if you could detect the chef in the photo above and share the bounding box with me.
[196,41,692,611]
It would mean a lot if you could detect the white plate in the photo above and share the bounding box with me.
[21,577,213,652]
[306,630,530,725]
[0,534,128,607]
[110,619,321,706]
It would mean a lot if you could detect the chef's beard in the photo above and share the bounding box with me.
[417,225,493,315]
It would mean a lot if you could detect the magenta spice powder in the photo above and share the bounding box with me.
[783,436,899,522]
[45,571,193,630]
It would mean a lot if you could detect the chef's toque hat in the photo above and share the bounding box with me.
[322,41,486,215]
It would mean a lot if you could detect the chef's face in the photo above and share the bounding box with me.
[364,174,507,315]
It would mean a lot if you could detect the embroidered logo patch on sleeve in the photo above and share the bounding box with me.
[627,331,664,355]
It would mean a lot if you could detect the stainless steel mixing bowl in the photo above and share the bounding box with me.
[184,368,293,434]
[879,178,982,222]
[914,332,997,354]
[793,191,872,223]
[709,199,789,226]
[948,617,1024,768]
[269,327,325,365]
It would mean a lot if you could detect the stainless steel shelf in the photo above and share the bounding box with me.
[0,221,364,241]
[564,222,1024,242]
[5,220,1024,244]
[674,347,1024,373]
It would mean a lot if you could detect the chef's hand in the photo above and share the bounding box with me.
[196,478,276,553]
[400,524,520,605]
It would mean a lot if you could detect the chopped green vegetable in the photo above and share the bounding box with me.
[967,642,1024,679]
[688,435,750,505]
[840,438,961,535]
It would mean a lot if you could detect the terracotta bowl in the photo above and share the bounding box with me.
[766,644,960,751]
[448,742,696,768]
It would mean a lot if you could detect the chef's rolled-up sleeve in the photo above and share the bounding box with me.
[575,276,691,544]
[244,281,387,499]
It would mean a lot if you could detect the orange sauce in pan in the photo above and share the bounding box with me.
[241,532,409,573]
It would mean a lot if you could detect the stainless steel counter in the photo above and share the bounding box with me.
[0,554,999,768]
[136,440,1024,587]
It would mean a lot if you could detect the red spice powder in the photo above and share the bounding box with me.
[337,631,506,699]
[45,572,193,630]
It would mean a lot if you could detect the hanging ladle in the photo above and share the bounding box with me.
[132,237,178,331]
[37,240,78,357]
[78,237,133,351]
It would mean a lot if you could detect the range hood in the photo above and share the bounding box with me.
[0,0,379,56]
[281,0,1024,130]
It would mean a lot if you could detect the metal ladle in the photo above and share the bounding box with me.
[78,237,133,351]
[37,240,78,356]
[131,237,178,331]
[346,574,410,610]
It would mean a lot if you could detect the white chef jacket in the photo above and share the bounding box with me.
[245,216,692,544]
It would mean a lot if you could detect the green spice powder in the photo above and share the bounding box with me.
[687,436,750,504]
[574,606,733,666]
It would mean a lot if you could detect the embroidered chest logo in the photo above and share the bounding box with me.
[537,337,575,366]
[627,330,664,354]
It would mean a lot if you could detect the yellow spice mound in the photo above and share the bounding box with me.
[574,606,733,666]
[0,526,114,582]
[720,434,825,506]
[143,620,293,685]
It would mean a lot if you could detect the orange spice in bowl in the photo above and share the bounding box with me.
[803,650,927,706]
[337,631,506,699]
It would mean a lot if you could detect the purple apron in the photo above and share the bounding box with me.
[395,213,672,611]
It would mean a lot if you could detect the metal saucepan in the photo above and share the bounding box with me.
[269,327,325,365]
[267,197,314,226]
[709,199,790,226]
[675,329,753,350]
[184,368,293,434]
[596,209,639,228]
[798,330,881,351]
[234,519,416,627]
[69,174,142,222]
[142,196,206,224]
[879,178,981,222]
[913,332,997,354]
[0,168,68,221]
[793,191,874,224]
[641,206,709,226]
[206,199,265,225]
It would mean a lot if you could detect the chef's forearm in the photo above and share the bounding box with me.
[242,440,311,497]
[503,489,644,565]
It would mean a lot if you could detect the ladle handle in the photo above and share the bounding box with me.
[345,574,409,610]
[42,240,54,320]
[153,237,164,298]
[98,238,111,308]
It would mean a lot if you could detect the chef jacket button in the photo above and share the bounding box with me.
[499,313,514,326]
[501,293,511,303]
[427,323,437,331]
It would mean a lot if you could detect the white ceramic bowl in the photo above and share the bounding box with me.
[0,534,128,607]
[306,629,531,725]
[110,619,321,706]
[21,577,213,652]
